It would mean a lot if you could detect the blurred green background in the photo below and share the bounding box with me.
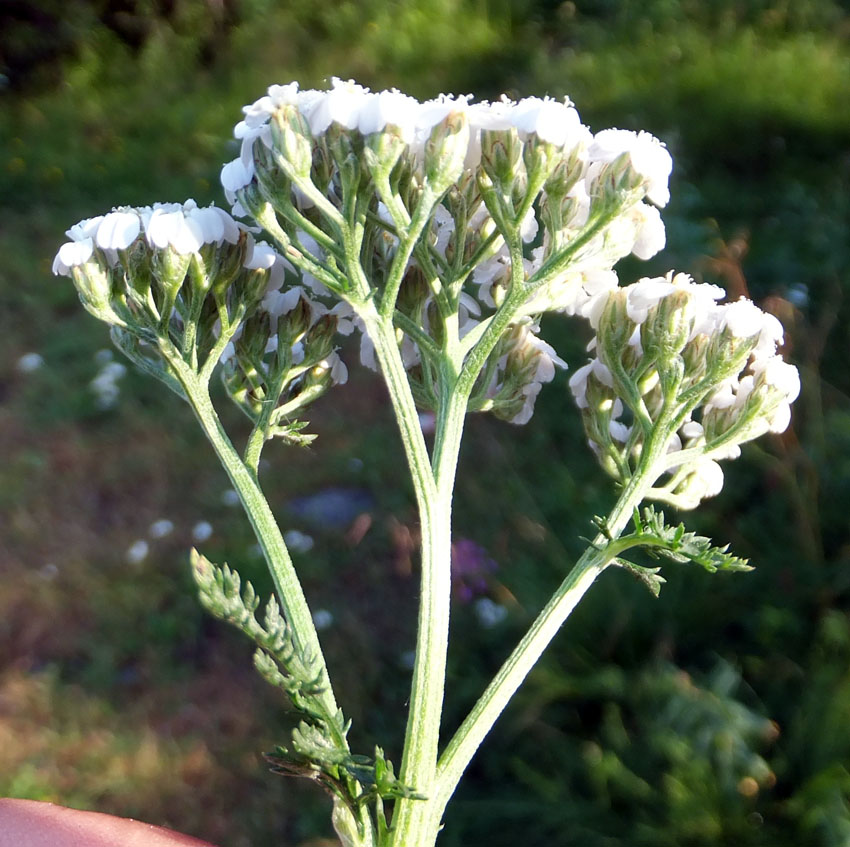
[2,1,850,844]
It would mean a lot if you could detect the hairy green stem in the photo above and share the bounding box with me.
[432,464,659,822]
[165,351,340,723]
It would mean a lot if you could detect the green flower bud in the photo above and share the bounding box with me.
[364,128,407,182]
[232,265,271,315]
[151,246,191,304]
[270,104,314,179]
[590,151,645,206]
[424,111,470,194]
[705,328,758,385]
[682,334,710,384]
[302,314,338,363]
[597,290,635,369]
[396,267,431,318]
[210,231,252,298]
[237,311,272,363]
[641,289,693,397]
[480,128,524,191]
[540,137,586,200]
[278,295,314,346]
[325,123,362,192]
[71,261,123,325]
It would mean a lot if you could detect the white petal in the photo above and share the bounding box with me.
[96,211,140,250]
[53,238,94,275]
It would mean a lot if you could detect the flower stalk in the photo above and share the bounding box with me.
[53,78,799,847]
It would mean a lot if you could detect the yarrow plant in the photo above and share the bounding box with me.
[54,78,799,847]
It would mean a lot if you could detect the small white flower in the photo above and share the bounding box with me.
[221,489,240,507]
[511,96,584,148]
[754,355,801,406]
[419,411,437,434]
[284,529,315,553]
[667,463,720,509]
[16,352,44,373]
[313,608,334,630]
[95,211,141,250]
[358,89,420,142]
[680,420,704,440]
[90,361,127,409]
[631,203,666,260]
[192,521,213,543]
[52,238,94,275]
[768,402,792,434]
[126,539,149,565]
[146,207,203,254]
[307,78,372,135]
[149,519,175,539]
[589,128,673,207]
[626,277,676,323]
[316,353,348,386]
[415,92,471,133]
[568,362,594,408]
[474,597,508,628]
[468,96,515,132]
[609,419,631,443]
[720,298,766,338]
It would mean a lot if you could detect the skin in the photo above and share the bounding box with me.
[0,800,218,847]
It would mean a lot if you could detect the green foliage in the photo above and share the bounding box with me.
[191,550,416,825]
[622,505,752,574]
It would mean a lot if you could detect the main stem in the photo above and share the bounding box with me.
[392,383,469,847]
[355,307,450,847]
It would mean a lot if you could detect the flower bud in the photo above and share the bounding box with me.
[325,122,362,189]
[586,152,644,208]
[71,261,123,324]
[540,134,588,200]
[303,352,348,390]
[640,288,693,395]
[302,313,338,362]
[424,111,470,194]
[237,310,273,364]
[270,104,314,179]
[596,290,635,368]
[705,327,758,385]
[278,295,314,345]
[670,460,725,509]
[480,128,524,191]
[396,267,431,318]
[210,231,253,298]
[364,127,407,182]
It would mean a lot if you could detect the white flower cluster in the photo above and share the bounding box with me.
[480,322,567,425]
[223,79,586,189]
[569,272,800,507]
[214,79,679,427]
[224,249,348,388]
[223,79,670,195]
[221,79,671,313]
[53,201,242,275]
[54,200,349,424]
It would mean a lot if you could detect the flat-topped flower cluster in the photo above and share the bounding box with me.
[53,200,346,423]
[222,78,670,201]
[216,78,676,424]
[569,273,800,508]
[53,78,797,444]
[53,201,242,275]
